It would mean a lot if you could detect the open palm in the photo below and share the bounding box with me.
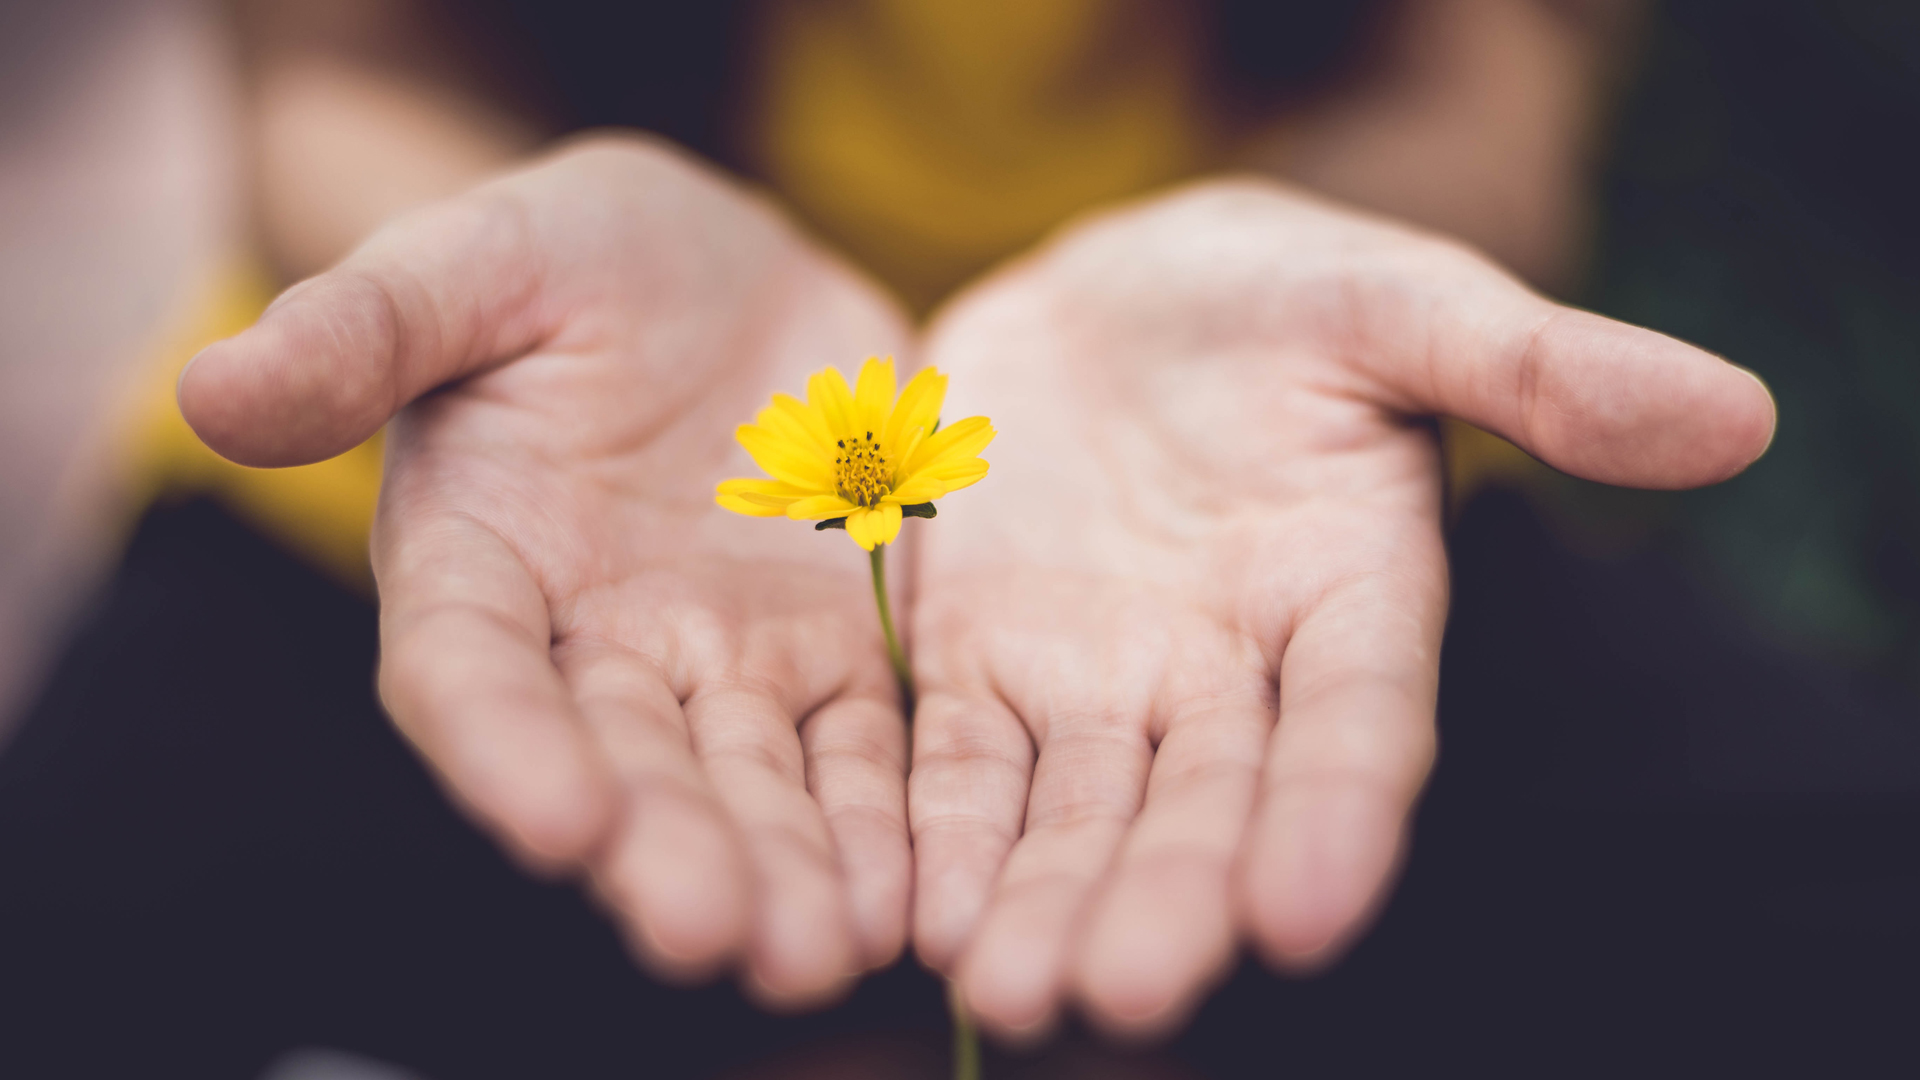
[181,138,916,1006]
[905,180,1776,1038]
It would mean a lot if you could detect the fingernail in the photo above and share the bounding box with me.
[1731,364,1779,461]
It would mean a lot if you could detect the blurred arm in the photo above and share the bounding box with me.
[0,0,240,736]
[1248,0,1646,292]
[231,0,552,281]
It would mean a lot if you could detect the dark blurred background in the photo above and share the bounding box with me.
[1,0,1915,1075]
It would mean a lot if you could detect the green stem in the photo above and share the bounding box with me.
[869,544,978,1079]
[950,981,981,1080]
[869,544,915,709]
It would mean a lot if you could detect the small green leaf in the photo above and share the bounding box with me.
[818,504,934,530]
[929,416,942,435]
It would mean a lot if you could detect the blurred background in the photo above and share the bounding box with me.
[0,0,1915,1075]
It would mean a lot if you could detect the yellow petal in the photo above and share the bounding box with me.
[736,424,834,489]
[785,494,859,520]
[905,415,995,474]
[716,476,809,518]
[882,367,946,453]
[758,393,834,456]
[891,424,928,483]
[717,477,815,508]
[867,500,904,546]
[886,473,946,504]
[844,506,878,551]
[808,367,859,440]
[854,356,896,438]
[716,492,785,517]
[924,457,989,492]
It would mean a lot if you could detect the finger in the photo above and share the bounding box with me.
[685,685,861,1010]
[1346,238,1775,488]
[907,688,1036,973]
[955,723,1154,1040]
[178,185,553,468]
[1237,553,1446,971]
[555,642,752,981]
[798,691,912,970]
[1072,694,1271,1039]
[374,512,617,872]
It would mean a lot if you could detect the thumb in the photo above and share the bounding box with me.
[1354,251,1776,489]
[178,191,550,468]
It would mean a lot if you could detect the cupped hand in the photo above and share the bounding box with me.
[179,136,916,1007]
[905,178,1776,1039]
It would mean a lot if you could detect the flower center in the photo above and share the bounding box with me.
[835,432,892,508]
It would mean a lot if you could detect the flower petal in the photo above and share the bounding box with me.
[808,367,859,441]
[716,478,809,517]
[886,473,947,504]
[924,456,989,492]
[882,367,946,454]
[718,477,814,504]
[867,500,904,546]
[717,492,784,517]
[786,494,860,520]
[854,356,897,437]
[904,415,995,474]
[759,393,835,457]
[780,394,840,453]
[844,506,878,551]
[891,424,929,482]
[737,424,835,488]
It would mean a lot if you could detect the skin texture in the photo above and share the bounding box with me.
[180,136,917,1008]
[178,140,1775,1036]
[906,179,1776,1040]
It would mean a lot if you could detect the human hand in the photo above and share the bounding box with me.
[905,178,1775,1038]
[179,136,915,1007]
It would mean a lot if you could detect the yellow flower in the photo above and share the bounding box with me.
[715,356,994,550]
